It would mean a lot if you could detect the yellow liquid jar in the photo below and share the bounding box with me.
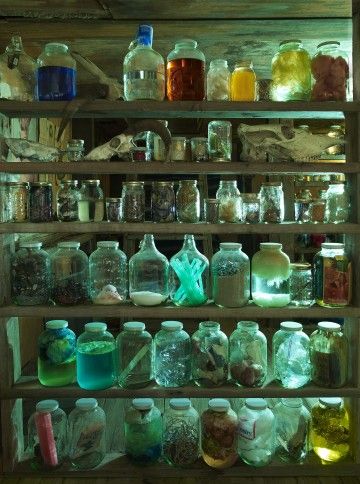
[230,60,256,101]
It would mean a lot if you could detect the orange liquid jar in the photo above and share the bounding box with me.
[230,60,256,101]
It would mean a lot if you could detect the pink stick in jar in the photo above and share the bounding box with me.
[34,411,58,467]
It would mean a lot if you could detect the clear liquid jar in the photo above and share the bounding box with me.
[325,182,350,223]
[208,121,232,162]
[242,193,260,223]
[29,182,53,222]
[78,180,104,222]
[230,60,256,101]
[176,179,200,223]
[151,181,175,222]
[289,262,314,307]
[207,59,230,101]
[8,181,29,222]
[216,180,242,223]
[122,181,145,223]
[259,182,284,223]
[56,180,80,222]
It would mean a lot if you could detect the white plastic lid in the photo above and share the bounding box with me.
[319,397,342,408]
[169,398,191,410]
[132,398,154,410]
[220,242,242,250]
[58,241,80,249]
[280,321,303,331]
[260,242,282,250]
[85,322,107,332]
[20,242,42,249]
[318,321,341,332]
[46,320,68,330]
[36,400,59,413]
[124,321,146,332]
[97,241,119,249]
[75,398,98,411]
[208,398,230,412]
[281,398,303,408]
[245,398,267,410]
[321,243,344,250]
[161,320,183,331]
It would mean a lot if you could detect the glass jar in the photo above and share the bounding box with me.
[117,321,152,388]
[257,78,272,101]
[190,137,208,162]
[51,241,89,305]
[38,319,76,387]
[36,42,76,100]
[129,234,169,306]
[171,136,187,161]
[67,139,84,161]
[242,193,260,224]
[251,243,290,307]
[163,398,200,466]
[206,59,230,101]
[29,182,53,222]
[271,40,311,101]
[154,320,191,387]
[294,198,311,223]
[0,183,9,222]
[273,398,310,463]
[122,181,145,223]
[106,197,122,222]
[151,181,175,222]
[310,397,349,462]
[289,262,314,307]
[313,242,351,307]
[273,321,311,389]
[326,124,345,156]
[76,322,117,390]
[56,180,80,222]
[169,234,209,306]
[167,39,205,101]
[203,198,220,223]
[78,180,104,222]
[191,321,228,387]
[229,321,267,387]
[311,41,349,101]
[230,60,256,101]
[147,120,168,160]
[11,242,51,305]
[216,180,242,223]
[125,398,162,464]
[325,182,350,223]
[8,181,29,222]
[176,179,200,223]
[309,198,326,223]
[238,398,275,467]
[201,399,238,469]
[259,182,284,223]
[131,146,148,162]
[68,398,106,470]
[310,321,348,388]
[208,121,232,162]
[89,241,127,304]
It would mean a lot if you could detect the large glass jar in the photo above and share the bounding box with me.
[206,59,230,101]
[78,180,104,222]
[76,322,117,390]
[216,180,242,223]
[51,241,89,305]
[238,398,275,467]
[176,179,200,223]
[229,321,267,387]
[154,320,191,387]
[273,321,311,389]
[122,181,145,223]
[8,181,29,222]
[201,399,238,469]
[125,398,162,464]
[310,321,348,388]
[208,121,232,162]
[259,182,284,223]
[38,320,76,387]
[117,321,152,388]
[325,182,350,223]
[251,243,290,307]
[56,180,80,222]
[310,397,349,463]
[230,60,256,101]
[11,242,51,305]
[271,40,311,101]
[163,398,200,467]
[151,181,175,222]
[211,242,250,308]
[68,398,106,470]
[169,234,209,306]
[129,234,169,306]
[167,39,205,101]
[89,241,127,305]
[29,182,53,222]
[289,262,314,307]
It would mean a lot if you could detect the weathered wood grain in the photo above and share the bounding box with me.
[0,1,110,19]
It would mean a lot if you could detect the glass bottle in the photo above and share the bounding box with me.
[78,180,104,222]
[251,243,290,307]
[8,181,29,222]
[125,398,162,464]
[51,241,89,305]
[310,397,349,463]
[29,182,53,222]
[242,193,260,223]
[207,59,230,100]
[294,197,311,223]
[11,242,51,305]
[216,180,242,223]
[152,120,169,161]
[259,182,284,223]
[273,321,311,389]
[123,24,165,101]
[154,320,191,387]
[167,39,205,101]
[129,234,169,306]
[67,139,84,161]
[325,182,350,223]
[230,60,256,101]
[151,181,175,222]
[169,234,209,306]
[122,181,145,223]
[201,399,238,469]
[163,398,200,467]
[89,241,127,305]
[76,322,117,390]
[36,43,76,100]
[176,179,200,223]
[238,398,275,467]
[289,262,314,307]
[208,121,232,162]
[56,180,80,222]
[310,321,348,388]
[38,320,76,387]
[211,242,250,308]
[229,321,267,387]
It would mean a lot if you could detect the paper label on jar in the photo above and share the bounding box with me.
[238,416,256,440]
[323,257,351,305]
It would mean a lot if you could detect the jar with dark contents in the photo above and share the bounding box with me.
[151,181,175,222]
[259,182,284,223]
[122,181,145,223]
[242,193,260,224]
[56,180,79,222]
[29,181,53,222]
[176,180,200,223]
[8,182,29,222]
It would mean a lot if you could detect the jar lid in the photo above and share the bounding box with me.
[85,322,107,332]
[199,321,220,331]
[36,400,59,413]
[290,263,311,271]
[124,321,146,332]
[169,398,191,410]
[318,321,341,332]
[204,198,219,204]
[132,398,154,410]
[210,59,228,67]
[57,241,80,249]
[260,242,282,250]
[281,398,303,408]
[97,241,119,249]
[321,242,344,250]
[5,181,29,187]
[19,242,42,249]
[60,180,78,186]
[220,242,242,250]
[208,398,230,412]
[123,181,144,186]
[81,179,100,185]
[106,197,122,202]
[30,181,52,187]
[317,40,341,49]
[45,42,69,52]
[319,397,342,408]
[152,181,174,187]
[237,320,259,331]
[261,181,282,187]
[245,398,267,410]
[46,320,68,330]
[279,39,302,46]
[68,139,84,147]
[242,193,259,202]
[280,321,303,331]
[76,398,98,411]
[161,320,183,331]
[235,60,253,68]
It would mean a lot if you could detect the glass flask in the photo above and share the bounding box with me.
[230,60,256,101]
[259,182,284,223]
[325,182,350,223]
[11,242,51,305]
[8,182,29,222]
[216,180,242,223]
[201,399,238,469]
[271,40,311,101]
[68,398,106,470]
[154,320,191,387]
[171,136,187,161]
[38,320,76,387]
[89,241,127,305]
[310,397,349,462]
[242,193,260,224]
[310,321,348,388]
[51,241,89,305]
[208,120,232,162]
[129,234,169,306]
[191,321,228,387]
[123,24,165,101]
[273,398,310,463]
[238,398,275,467]
[122,181,145,222]
[67,139,84,161]
[106,197,122,222]
[167,39,205,101]
[251,243,290,307]
[29,182,53,222]
[211,242,250,308]
[27,400,67,470]
[78,180,104,222]
[191,137,208,162]
[36,42,76,100]
[56,180,80,222]
[169,234,209,306]
[229,321,267,387]
[163,398,200,466]
[207,59,230,100]
[273,321,311,389]
[117,321,152,388]
[125,398,162,464]
[313,242,351,307]
[151,181,175,222]
[289,262,314,307]
[176,179,200,223]
[77,322,117,390]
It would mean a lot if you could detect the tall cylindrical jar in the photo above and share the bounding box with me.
[151,181,175,222]
[230,60,256,101]
[8,181,29,222]
[208,121,232,162]
[207,59,230,100]
[56,180,80,222]
[176,180,200,223]
[325,182,350,223]
[259,182,284,223]
[289,262,314,307]
[216,180,242,223]
[122,181,145,222]
[29,182,53,222]
[78,180,104,222]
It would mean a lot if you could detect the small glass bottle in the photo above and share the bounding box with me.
[29,182,53,222]
[56,180,80,222]
[289,262,314,307]
[68,398,106,470]
[259,182,284,223]
[216,180,242,223]
[230,60,256,101]
[207,59,230,101]
[122,181,145,223]
[208,121,232,162]
[242,193,260,223]
[8,181,29,222]
[151,181,175,222]
[203,198,220,223]
[325,182,350,223]
[67,139,84,161]
[154,320,191,387]
[176,179,200,223]
[78,180,104,222]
